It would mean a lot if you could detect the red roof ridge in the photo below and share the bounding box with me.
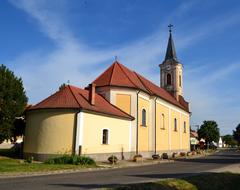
[109,61,116,84]
[91,63,114,86]
[97,93,134,120]
[133,71,153,94]
[134,72,188,111]
[68,85,82,108]
[116,62,139,89]
[30,84,134,120]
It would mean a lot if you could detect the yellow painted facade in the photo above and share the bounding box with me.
[24,109,76,154]
[82,112,130,154]
[138,97,150,152]
[110,88,190,154]
[181,114,190,150]
[116,94,131,114]
[171,109,181,150]
[156,102,169,151]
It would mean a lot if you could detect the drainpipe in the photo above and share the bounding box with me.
[136,90,140,155]
[154,97,157,155]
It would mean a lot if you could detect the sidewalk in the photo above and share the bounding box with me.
[209,163,240,174]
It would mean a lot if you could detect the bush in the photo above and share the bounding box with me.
[133,154,143,162]
[162,153,168,159]
[172,152,178,159]
[108,155,118,163]
[152,154,160,160]
[187,151,191,156]
[180,152,186,157]
[45,155,95,166]
[25,156,34,163]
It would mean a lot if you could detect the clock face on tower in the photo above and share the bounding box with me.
[166,65,171,71]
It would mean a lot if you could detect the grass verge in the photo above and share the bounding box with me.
[0,156,96,173]
[107,173,240,190]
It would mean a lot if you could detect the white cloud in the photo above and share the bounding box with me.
[7,0,240,135]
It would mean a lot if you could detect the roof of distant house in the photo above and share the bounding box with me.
[93,61,189,112]
[190,131,198,138]
[29,85,134,120]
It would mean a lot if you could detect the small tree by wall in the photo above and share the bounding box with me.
[222,134,237,147]
[233,124,240,146]
[198,120,220,148]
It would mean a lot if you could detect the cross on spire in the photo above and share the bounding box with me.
[165,24,177,61]
[168,24,173,33]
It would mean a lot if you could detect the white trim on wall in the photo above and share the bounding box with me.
[180,113,182,150]
[139,93,150,101]
[129,122,132,152]
[75,111,84,154]
[156,99,189,116]
[168,108,172,150]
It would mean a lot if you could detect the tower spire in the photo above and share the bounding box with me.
[160,25,183,100]
[165,24,177,61]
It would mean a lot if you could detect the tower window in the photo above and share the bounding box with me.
[141,109,147,126]
[102,129,109,144]
[174,118,177,131]
[179,75,182,87]
[167,73,172,85]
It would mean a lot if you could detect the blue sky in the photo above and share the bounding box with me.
[1,0,240,135]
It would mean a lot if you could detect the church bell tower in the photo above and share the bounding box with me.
[159,25,183,101]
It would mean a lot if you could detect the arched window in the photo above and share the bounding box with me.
[179,75,182,87]
[174,118,177,131]
[161,114,165,129]
[183,121,186,133]
[141,109,146,126]
[102,129,109,144]
[167,74,172,85]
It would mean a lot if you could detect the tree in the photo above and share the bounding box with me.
[59,83,66,91]
[12,117,26,142]
[233,124,240,145]
[198,120,220,146]
[0,64,28,143]
[222,134,237,147]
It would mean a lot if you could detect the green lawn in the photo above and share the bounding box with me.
[108,173,240,190]
[0,156,95,173]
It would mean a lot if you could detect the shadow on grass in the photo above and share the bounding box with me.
[0,144,23,159]
[50,173,240,190]
[0,148,19,159]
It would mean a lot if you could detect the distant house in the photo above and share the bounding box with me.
[218,137,223,148]
[190,130,199,150]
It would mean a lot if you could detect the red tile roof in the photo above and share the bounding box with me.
[93,61,189,112]
[190,131,198,138]
[29,85,134,120]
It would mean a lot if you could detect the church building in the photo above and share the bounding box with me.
[24,28,190,161]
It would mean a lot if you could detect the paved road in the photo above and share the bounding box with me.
[0,149,239,190]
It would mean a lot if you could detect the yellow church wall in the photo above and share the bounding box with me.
[24,109,76,155]
[138,96,150,152]
[156,102,169,151]
[81,112,131,154]
[116,94,131,114]
[171,109,181,150]
[181,114,190,150]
